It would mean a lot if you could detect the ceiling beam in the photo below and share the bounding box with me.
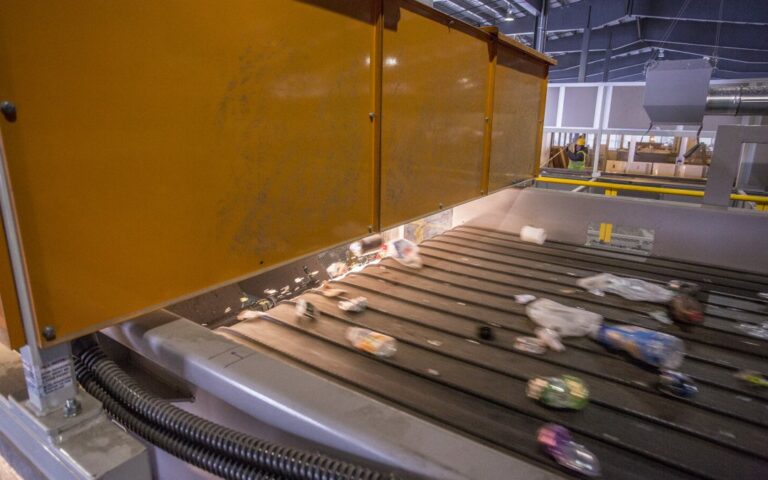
[631,0,768,26]
[501,0,631,34]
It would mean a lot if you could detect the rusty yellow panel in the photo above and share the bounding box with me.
[0,1,375,345]
[380,2,490,228]
[488,43,550,192]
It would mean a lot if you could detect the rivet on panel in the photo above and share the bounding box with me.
[42,325,56,341]
[1,101,17,122]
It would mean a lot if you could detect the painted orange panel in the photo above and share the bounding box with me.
[489,43,549,191]
[0,1,375,344]
[380,2,490,227]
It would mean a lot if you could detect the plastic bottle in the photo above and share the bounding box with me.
[527,375,589,410]
[592,324,684,369]
[345,328,397,357]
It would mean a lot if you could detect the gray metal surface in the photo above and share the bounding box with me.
[707,85,768,116]
[104,312,561,480]
[643,59,713,125]
[704,125,768,207]
[455,188,768,273]
[0,344,151,480]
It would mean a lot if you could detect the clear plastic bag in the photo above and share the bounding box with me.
[577,273,674,303]
[526,299,603,337]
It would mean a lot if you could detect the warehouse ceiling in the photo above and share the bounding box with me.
[432,0,768,82]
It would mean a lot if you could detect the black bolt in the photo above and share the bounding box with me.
[42,325,56,341]
[1,101,16,122]
[478,325,494,341]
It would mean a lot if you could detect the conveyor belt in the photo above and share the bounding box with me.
[218,226,768,480]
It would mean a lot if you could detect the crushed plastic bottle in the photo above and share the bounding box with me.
[527,375,589,410]
[577,273,674,303]
[513,336,547,354]
[537,424,600,477]
[658,370,698,398]
[592,324,684,369]
[346,328,397,357]
[338,296,368,312]
[667,280,700,296]
[735,370,768,388]
[527,299,603,337]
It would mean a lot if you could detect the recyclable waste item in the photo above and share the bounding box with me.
[295,299,317,321]
[477,326,495,341]
[758,292,768,301]
[669,294,704,324]
[346,328,397,357]
[514,294,537,304]
[349,234,383,256]
[520,225,547,245]
[658,370,698,398]
[527,375,589,410]
[738,322,768,339]
[385,239,423,269]
[592,325,684,369]
[536,327,565,352]
[648,310,673,325]
[237,310,268,321]
[526,299,603,337]
[537,424,600,477]
[326,262,349,279]
[339,296,368,313]
[577,273,674,303]
[735,370,768,388]
[514,336,547,354]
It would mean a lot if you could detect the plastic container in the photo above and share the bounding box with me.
[592,325,684,369]
[346,328,397,357]
[537,424,600,477]
[520,226,547,245]
[527,375,589,410]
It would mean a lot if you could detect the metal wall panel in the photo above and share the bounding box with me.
[0,1,375,344]
[380,2,490,227]
[488,45,549,192]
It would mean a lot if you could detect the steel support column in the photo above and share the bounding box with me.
[577,6,592,82]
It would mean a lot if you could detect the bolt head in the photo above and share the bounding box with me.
[63,398,81,418]
[42,325,56,341]
[0,101,16,122]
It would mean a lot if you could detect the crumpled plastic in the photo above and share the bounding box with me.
[577,273,674,303]
[526,299,603,337]
[339,296,368,312]
[385,239,423,269]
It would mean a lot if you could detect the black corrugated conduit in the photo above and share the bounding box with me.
[75,364,276,480]
[75,345,394,480]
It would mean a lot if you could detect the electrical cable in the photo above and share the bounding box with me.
[77,345,394,480]
[75,363,277,480]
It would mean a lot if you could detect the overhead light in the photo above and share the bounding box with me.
[658,49,665,59]
[503,8,515,22]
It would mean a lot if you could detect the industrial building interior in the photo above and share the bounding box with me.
[0,1,766,479]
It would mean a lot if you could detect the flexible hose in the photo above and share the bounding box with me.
[75,364,276,480]
[77,346,392,480]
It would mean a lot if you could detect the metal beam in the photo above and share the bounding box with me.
[577,5,592,82]
[501,0,631,35]
[631,0,768,26]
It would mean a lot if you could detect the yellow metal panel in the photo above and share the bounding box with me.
[0,1,375,344]
[380,2,490,227]
[488,43,549,191]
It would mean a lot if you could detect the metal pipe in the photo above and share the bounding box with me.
[706,85,768,116]
[534,0,548,52]
[0,132,41,359]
